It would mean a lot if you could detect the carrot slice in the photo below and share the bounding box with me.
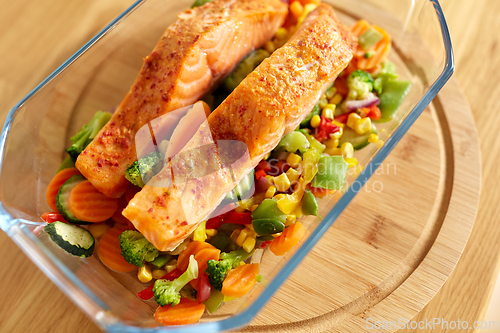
[46,168,81,211]
[154,298,205,326]
[190,246,220,290]
[68,180,118,222]
[269,222,306,256]
[97,225,136,273]
[221,263,260,298]
[177,241,215,272]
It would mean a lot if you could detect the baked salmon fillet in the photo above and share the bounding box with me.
[123,4,356,251]
[75,0,288,198]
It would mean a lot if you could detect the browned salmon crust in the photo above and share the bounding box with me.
[75,0,288,198]
[123,4,356,251]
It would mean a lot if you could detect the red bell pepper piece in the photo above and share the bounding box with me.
[226,212,253,225]
[334,112,353,124]
[260,241,272,248]
[365,105,381,120]
[255,169,267,180]
[314,116,340,142]
[137,268,183,300]
[196,272,211,303]
[206,211,232,229]
[256,160,272,172]
[41,212,67,224]
[267,160,290,176]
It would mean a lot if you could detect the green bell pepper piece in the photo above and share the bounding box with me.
[297,129,325,153]
[204,289,225,314]
[252,218,285,235]
[275,131,310,154]
[311,156,348,190]
[208,233,231,252]
[191,0,212,8]
[301,190,318,216]
[150,254,173,269]
[251,199,286,223]
[300,103,321,128]
[376,80,411,123]
[358,28,384,51]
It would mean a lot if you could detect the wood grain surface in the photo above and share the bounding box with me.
[0,0,497,332]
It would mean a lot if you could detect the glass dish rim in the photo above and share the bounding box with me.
[0,0,454,331]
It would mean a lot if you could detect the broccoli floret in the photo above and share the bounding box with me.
[119,230,159,267]
[153,255,199,306]
[125,151,164,187]
[205,248,253,291]
[347,70,374,100]
[66,111,112,162]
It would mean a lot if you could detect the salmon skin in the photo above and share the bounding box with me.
[75,0,288,198]
[123,4,356,251]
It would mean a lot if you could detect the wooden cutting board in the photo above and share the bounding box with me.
[231,77,480,332]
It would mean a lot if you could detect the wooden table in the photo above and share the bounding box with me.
[0,0,498,331]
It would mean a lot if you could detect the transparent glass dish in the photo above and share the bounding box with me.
[0,0,453,331]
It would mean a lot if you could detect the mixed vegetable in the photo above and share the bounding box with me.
[40,0,411,327]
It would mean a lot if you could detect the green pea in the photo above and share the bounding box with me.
[302,190,318,216]
[252,218,285,235]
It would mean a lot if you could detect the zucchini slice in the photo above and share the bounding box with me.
[339,123,377,150]
[56,175,91,224]
[44,221,95,257]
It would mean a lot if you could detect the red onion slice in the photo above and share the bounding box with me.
[343,93,380,111]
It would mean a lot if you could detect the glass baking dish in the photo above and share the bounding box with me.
[0,0,453,331]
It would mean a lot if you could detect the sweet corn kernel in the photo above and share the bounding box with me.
[246,223,255,231]
[325,87,337,99]
[265,185,277,198]
[354,117,372,135]
[347,112,361,129]
[286,214,296,226]
[329,94,343,105]
[206,229,218,237]
[344,157,359,169]
[275,27,288,40]
[376,139,385,149]
[234,205,247,213]
[340,142,354,158]
[236,229,250,246]
[294,205,303,218]
[320,93,326,100]
[286,153,302,168]
[249,205,258,213]
[264,40,275,53]
[88,223,111,239]
[290,1,304,19]
[325,147,342,156]
[368,133,379,143]
[192,220,207,242]
[138,265,152,283]
[152,269,167,280]
[274,173,291,192]
[286,167,300,183]
[324,138,339,148]
[332,120,345,128]
[310,115,321,128]
[230,229,241,243]
[274,193,286,200]
[381,128,386,133]
[318,98,328,109]
[242,237,256,253]
[321,107,334,120]
[297,3,317,24]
